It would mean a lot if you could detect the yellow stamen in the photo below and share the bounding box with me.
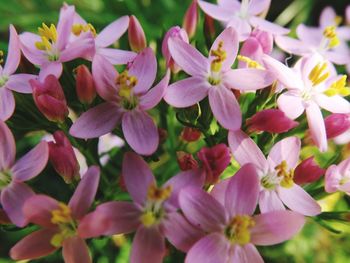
[0,50,3,64]
[324,75,350,97]
[323,26,340,48]
[147,185,172,201]
[334,16,343,26]
[51,202,72,224]
[225,215,255,245]
[210,41,227,72]
[72,23,97,37]
[308,62,330,86]
[275,160,294,188]
[140,211,156,227]
[35,23,57,51]
[116,70,138,100]
[237,55,264,69]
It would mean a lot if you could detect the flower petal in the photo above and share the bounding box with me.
[248,0,271,15]
[320,6,336,28]
[275,36,312,56]
[241,244,264,263]
[0,119,15,169]
[39,62,63,80]
[259,190,285,213]
[19,32,46,65]
[227,16,252,41]
[62,236,91,263]
[210,177,230,205]
[97,48,137,65]
[6,74,37,93]
[60,33,94,62]
[249,16,289,35]
[95,16,129,47]
[315,94,350,114]
[267,136,301,169]
[0,87,15,121]
[296,24,323,47]
[56,5,75,50]
[198,0,233,22]
[4,25,20,75]
[277,92,305,120]
[306,102,327,152]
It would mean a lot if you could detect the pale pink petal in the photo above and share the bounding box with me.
[0,119,15,169]
[251,210,305,245]
[69,166,100,220]
[70,102,122,139]
[259,190,285,213]
[248,0,271,15]
[228,130,267,172]
[60,34,94,62]
[6,74,37,93]
[56,5,75,50]
[325,50,350,65]
[296,24,323,46]
[185,233,230,263]
[179,187,227,232]
[62,237,91,263]
[10,228,57,260]
[0,87,15,121]
[225,164,259,216]
[315,94,350,113]
[210,177,230,205]
[241,244,264,263]
[249,16,289,35]
[168,37,209,76]
[122,152,155,205]
[278,185,321,216]
[130,226,166,263]
[267,137,301,169]
[39,62,63,80]
[78,201,140,238]
[306,102,327,152]
[223,68,274,91]
[218,0,240,9]
[3,25,20,75]
[163,212,205,252]
[277,92,305,120]
[97,48,137,65]
[96,16,129,47]
[19,32,46,65]
[238,38,263,68]
[227,16,252,41]
[337,27,350,41]
[319,6,336,28]
[122,110,159,156]
[164,77,210,108]
[128,48,157,93]
[11,141,48,182]
[139,70,170,110]
[208,86,241,130]
[275,36,312,56]
[198,0,234,22]
[1,182,34,227]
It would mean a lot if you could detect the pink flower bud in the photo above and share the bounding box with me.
[204,14,216,40]
[181,127,201,142]
[246,109,298,134]
[325,113,350,139]
[0,209,10,225]
[183,0,198,38]
[49,131,80,183]
[294,157,325,185]
[75,65,96,104]
[31,75,69,123]
[197,144,231,185]
[251,29,273,54]
[176,151,199,171]
[128,15,147,52]
[162,26,189,73]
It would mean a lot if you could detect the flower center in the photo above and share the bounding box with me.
[116,70,139,110]
[322,26,340,49]
[208,41,227,85]
[225,215,255,245]
[35,23,60,61]
[72,23,97,37]
[237,55,264,69]
[139,185,172,228]
[0,170,11,190]
[50,202,76,247]
[275,160,294,188]
[0,74,9,87]
[324,75,350,97]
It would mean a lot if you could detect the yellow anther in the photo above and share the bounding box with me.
[72,24,84,36]
[334,16,343,26]
[35,23,58,51]
[51,202,72,224]
[147,185,172,201]
[116,70,138,99]
[324,75,350,97]
[50,228,74,247]
[0,50,3,64]
[140,211,156,227]
[275,160,294,188]
[72,23,97,37]
[225,215,255,245]
[323,26,340,48]
[308,62,330,86]
[210,41,227,72]
[237,55,264,69]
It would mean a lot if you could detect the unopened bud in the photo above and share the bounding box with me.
[75,65,96,104]
[128,15,147,52]
[176,151,199,171]
[294,157,325,185]
[325,113,350,139]
[183,0,198,38]
[181,127,201,142]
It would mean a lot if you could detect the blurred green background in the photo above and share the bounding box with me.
[1,0,350,262]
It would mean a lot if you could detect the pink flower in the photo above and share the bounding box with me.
[128,15,147,52]
[294,157,325,185]
[246,109,298,134]
[183,0,198,38]
[197,143,231,185]
[19,5,95,79]
[198,0,288,41]
[75,65,96,104]
[263,54,350,152]
[164,27,274,130]
[69,49,170,155]
[0,25,37,121]
[0,121,48,226]
[78,152,205,263]
[179,163,305,263]
[325,113,350,139]
[229,130,321,216]
[325,158,350,194]
[10,166,100,263]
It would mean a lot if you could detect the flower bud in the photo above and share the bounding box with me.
[246,109,298,134]
[204,14,216,41]
[251,29,273,54]
[0,209,10,224]
[183,0,198,38]
[128,15,147,52]
[176,151,198,171]
[294,157,325,185]
[181,127,201,142]
[197,144,231,185]
[325,113,350,139]
[75,65,96,104]
[31,75,69,123]
[49,131,80,183]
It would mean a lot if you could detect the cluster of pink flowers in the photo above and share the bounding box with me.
[1,1,350,262]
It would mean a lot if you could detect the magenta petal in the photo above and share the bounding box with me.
[130,226,166,263]
[69,166,100,220]
[0,88,15,121]
[1,182,34,227]
[3,25,20,75]
[278,185,321,216]
[70,102,122,139]
[241,244,264,263]
[10,228,57,260]
[122,152,155,205]
[0,119,15,169]
[225,164,259,216]
[122,110,159,156]
[96,16,129,47]
[267,137,301,169]
[179,187,227,232]
[210,177,230,205]
[251,210,305,245]
[249,16,289,35]
[39,62,63,80]
[97,48,137,65]
[6,74,37,93]
[78,201,140,238]
[62,236,91,263]
[12,141,48,182]
[306,102,327,152]
[185,233,230,263]
[259,190,285,213]
[163,212,204,252]
[208,86,241,130]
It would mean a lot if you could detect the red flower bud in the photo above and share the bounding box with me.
[183,0,198,38]
[31,75,69,123]
[325,113,350,139]
[158,128,168,143]
[176,151,198,171]
[197,144,231,185]
[246,109,298,134]
[204,14,216,40]
[128,15,147,52]
[181,127,201,142]
[49,131,80,183]
[75,65,96,104]
[294,157,325,185]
